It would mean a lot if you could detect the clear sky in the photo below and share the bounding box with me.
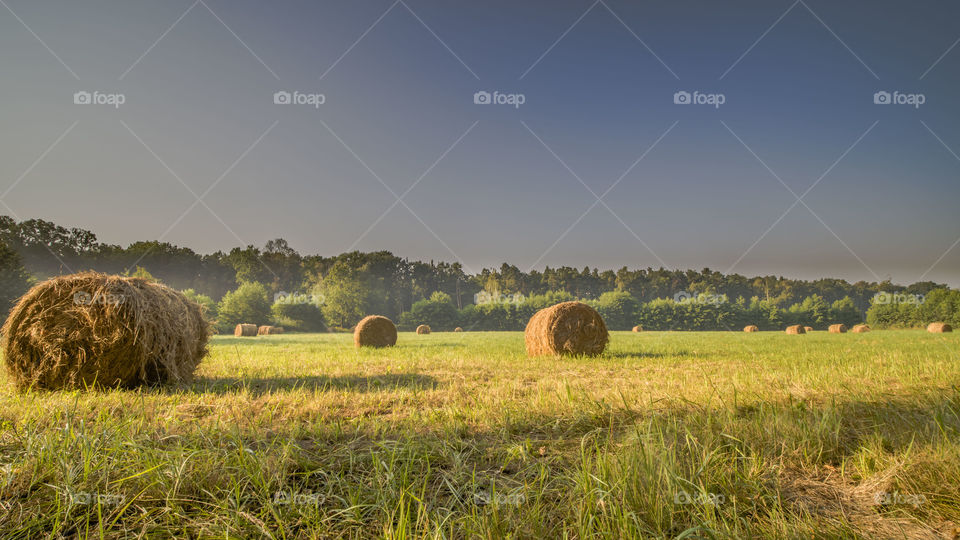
[1,0,958,285]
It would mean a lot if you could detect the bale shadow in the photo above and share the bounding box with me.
[186,373,440,395]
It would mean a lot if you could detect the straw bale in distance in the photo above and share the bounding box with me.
[927,322,952,333]
[804,326,814,332]
[631,325,643,332]
[454,327,463,332]
[743,325,759,332]
[235,324,257,337]
[828,324,847,333]
[525,301,608,357]
[785,325,806,335]
[416,324,431,335]
[354,315,397,348]
[852,324,871,333]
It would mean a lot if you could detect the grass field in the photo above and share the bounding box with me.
[1,330,959,538]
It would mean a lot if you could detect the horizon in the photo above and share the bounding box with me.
[2,0,959,287]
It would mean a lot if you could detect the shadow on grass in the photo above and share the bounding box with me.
[187,373,440,395]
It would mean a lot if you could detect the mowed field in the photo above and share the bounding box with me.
[1,331,959,539]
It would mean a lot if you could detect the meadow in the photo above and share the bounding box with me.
[1,330,958,539]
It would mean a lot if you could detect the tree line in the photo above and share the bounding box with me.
[1,216,955,331]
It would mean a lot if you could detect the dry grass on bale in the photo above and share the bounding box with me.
[257,325,284,335]
[525,301,608,357]
[416,325,431,335]
[631,325,643,332]
[743,325,759,332]
[354,315,397,348]
[1,272,208,391]
[804,326,814,332]
[928,322,953,333]
[829,324,848,333]
[852,324,871,333]
[234,324,257,337]
[785,325,806,335]
[454,327,463,332]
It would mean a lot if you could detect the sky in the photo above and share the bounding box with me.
[1,0,958,286]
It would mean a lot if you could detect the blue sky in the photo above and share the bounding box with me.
[1,0,958,285]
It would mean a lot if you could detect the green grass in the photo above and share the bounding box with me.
[1,330,959,538]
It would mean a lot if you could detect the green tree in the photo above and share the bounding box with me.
[181,288,217,322]
[216,282,271,330]
[272,299,326,332]
[0,240,32,315]
[318,260,366,329]
[399,291,459,330]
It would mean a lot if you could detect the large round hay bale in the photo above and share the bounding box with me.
[631,325,643,332]
[851,324,871,333]
[1,272,208,390]
[354,315,397,348]
[454,327,463,332]
[234,324,257,337]
[743,325,759,333]
[524,301,608,357]
[927,322,952,333]
[828,324,847,333]
[416,324,431,335]
[785,325,805,335]
[804,326,814,333]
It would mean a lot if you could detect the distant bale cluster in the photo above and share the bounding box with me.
[785,325,805,335]
[416,324,431,335]
[234,324,257,337]
[927,322,952,333]
[2,272,208,390]
[525,301,608,357]
[354,315,397,348]
[743,325,759,333]
[852,324,871,333]
[257,325,284,335]
[829,324,847,333]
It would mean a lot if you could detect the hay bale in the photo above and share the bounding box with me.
[354,315,397,348]
[2,272,208,390]
[257,325,284,335]
[234,324,257,337]
[416,324,431,335]
[743,325,759,333]
[631,325,643,332]
[927,322,952,333]
[785,325,805,335]
[454,327,463,332]
[851,324,871,333]
[828,324,847,333]
[524,301,608,357]
[804,326,814,333]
